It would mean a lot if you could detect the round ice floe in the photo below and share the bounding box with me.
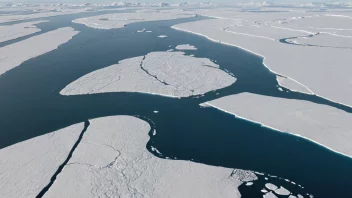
[265,183,278,191]
[245,182,253,186]
[275,186,291,195]
[264,191,278,198]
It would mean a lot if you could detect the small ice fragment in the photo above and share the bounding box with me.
[152,130,156,136]
[189,54,195,57]
[175,44,197,50]
[265,177,268,180]
[146,31,152,33]
[158,35,168,38]
[137,28,146,33]
[167,49,174,52]
[261,188,268,193]
[153,110,159,113]
[245,182,253,186]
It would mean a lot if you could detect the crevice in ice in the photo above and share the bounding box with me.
[280,33,352,50]
[139,55,170,85]
[36,120,90,198]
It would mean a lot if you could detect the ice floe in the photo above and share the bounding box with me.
[0,21,46,43]
[175,44,198,50]
[204,92,352,157]
[60,51,236,98]
[73,9,195,30]
[172,12,352,107]
[0,123,84,198]
[158,35,168,38]
[0,27,79,76]
[43,116,243,198]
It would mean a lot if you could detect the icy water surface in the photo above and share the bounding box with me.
[0,12,351,198]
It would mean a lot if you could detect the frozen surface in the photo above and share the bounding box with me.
[265,183,278,191]
[204,93,352,157]
[275,186,291,195]
[73,9,195,29]
[0,123,84,198]
[173,12,352,106]
[276,76,313,94]
[44,116,243,198]
[0,21,46,43]
[175,44,198,50]
[0,27,79,76]
[61,51,236,98]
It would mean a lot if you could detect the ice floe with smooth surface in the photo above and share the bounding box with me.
[44,116,243,198]
[0,123,84,198]
[175,44,198,50]
[60,51,236,98]
[0,21,47,43]
[276,75,313,94]
[275,186,291,195]
[172,13,352,107]
[72,9,195,30]
[0,27,79,76]
[203,92,352,157]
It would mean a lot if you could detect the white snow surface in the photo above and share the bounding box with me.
[73,9,195,29]
[276,76,313,94]
[275,186,291,195]
[0,27,79,76]
[0,21,46,43]
[44,116,243,198]
[0,123,84,198]
[172,12,352,107]
[60,51,236,98]
[204,93,352,157]
[175,44,198,50]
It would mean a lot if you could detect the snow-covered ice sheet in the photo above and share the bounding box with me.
[204,93,352,157]
[44,116,243,198]
[0,123,84,198]
[0,27,79,76]
[173,14,352,107]
[61,51,236,98]
[73,9,195,29]
[0,21,46,43]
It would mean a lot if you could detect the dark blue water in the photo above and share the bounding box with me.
[0,13,351,198]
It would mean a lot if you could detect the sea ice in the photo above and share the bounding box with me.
[263,191,278,198]
[0,21,46,43]
[158,35,168,38]
[0,27,79,76]
[173,12,352,106]
[265,183,278,191]
[43,116,243,198]
[275,186,291,195]
[73,9,195,30]
[175,44,198,50]
[60,51,236,98]
[204,92,352,157]
[0,123,84,198]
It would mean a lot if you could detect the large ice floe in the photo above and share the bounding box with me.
[0,21,46,43]
[0,116,261,198]
[72,9,195,29]
[61,51,236,98]
[0,123,84,198]
[43,116,247,198]
[203,93,352,157]
[172,11,352,107]
[0,27,78,76]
